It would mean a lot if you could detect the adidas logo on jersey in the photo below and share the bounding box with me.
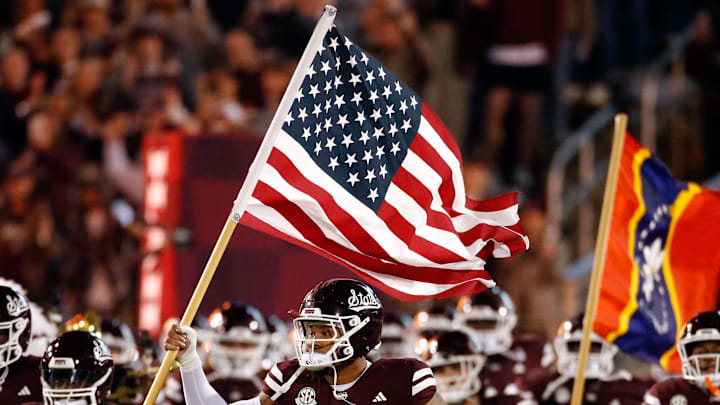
[18,386,31,396]
[372,392,388,402]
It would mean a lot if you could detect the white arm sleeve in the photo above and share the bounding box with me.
[180,364,261,405]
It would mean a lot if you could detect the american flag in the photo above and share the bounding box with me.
[238,23,529,300]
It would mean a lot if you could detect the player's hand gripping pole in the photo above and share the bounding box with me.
[569,113,628,405]
[142,6,337,405]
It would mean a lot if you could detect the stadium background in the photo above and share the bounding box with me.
[0,0,717,376]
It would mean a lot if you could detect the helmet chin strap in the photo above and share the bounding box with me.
[330,364,356,405]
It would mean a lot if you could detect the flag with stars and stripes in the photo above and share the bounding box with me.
[236,11,529,300]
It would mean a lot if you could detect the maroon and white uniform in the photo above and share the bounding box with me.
[643,377,718,405]
[521,369,653,405]
[211,376,262,402]
[479,334,555,404]
[161,369,261,404]
[1,356,44,404]
[262,358,436,404]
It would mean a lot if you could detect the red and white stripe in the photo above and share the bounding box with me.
[240,104,528,300]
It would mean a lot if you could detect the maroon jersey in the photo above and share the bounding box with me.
[262,358,436,404]
[159,368,260,404]
[643,377,717,405]
[479,334,555,404]
[1,356,44,404]
[521,369,653,405]
[208,375,262,402]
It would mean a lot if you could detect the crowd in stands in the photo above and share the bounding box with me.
[0,0,718,349]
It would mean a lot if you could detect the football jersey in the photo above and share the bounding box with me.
[208,375,262,402]
[479,334,555,404]
[1,356,44,404]
[521,369,653,405]
[262,358,437,404]
[160,368,261,405]
[643,377,718,404]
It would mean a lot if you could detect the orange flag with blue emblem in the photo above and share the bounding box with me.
[593,134,720,372]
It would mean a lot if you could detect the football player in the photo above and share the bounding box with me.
[522,313,653,404]
[265,315,294,366]
[454,287,554,404]
[162,302,272,404]
[415,304,457,332]
[0,277,60,358]
[205,301,271,399]
[37,330,115,405]
[101,318,150,405]
[0,284,44,403]
[643,311,720,404]
[102,318,139,366]
[415,329,486,405]
[375,312,413,359]
[165,278,446,404]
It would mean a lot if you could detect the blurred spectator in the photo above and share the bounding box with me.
[101,112,143,203]
[461,0,565,190]
[462,159,493,200]
[60,165,139,320]
[685,8,720,178]
[360,1,429,91]
[47,26,82,93]
[0,46,41,164]
[246,58,294,134]
[243,0,321,58]
[0,156,62,305]
[67,55,106,143]
[224,29,264,109]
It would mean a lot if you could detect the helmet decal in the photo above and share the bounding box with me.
[93,339,112,361]
[6,294,28,317]
[347,289,381,312]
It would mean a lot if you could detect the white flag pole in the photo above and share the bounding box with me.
[230,5,337,223]
[142,7,336,405]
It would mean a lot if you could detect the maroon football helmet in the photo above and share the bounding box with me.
[207,301,270,378]
[41,330,114,404]
[100,318,138,365]
[0,285,31,369]
[678,311,720,387]
[454,287,517,355]
[266,315,294,364]
[413,304,455,332]
[377,312,412,358]
[415,330,485,403]
[292,279,383,370]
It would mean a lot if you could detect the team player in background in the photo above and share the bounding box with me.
[454,287,554,404]
[165,278,446,404]
[415,329,487,405]
[521,313,653,405]
[0,278,60,360]
[375,312,413,359]
[34,330,116,405]
[643,311,720,404]
[161,302,270,404]
[0,284,44,403]
[101,318,155,405]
